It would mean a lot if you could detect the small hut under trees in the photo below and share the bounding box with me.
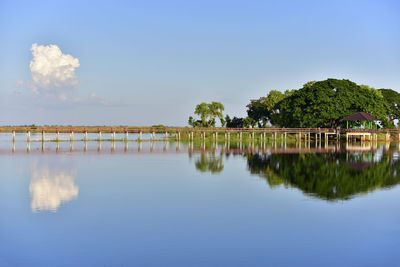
[342,112,379,129]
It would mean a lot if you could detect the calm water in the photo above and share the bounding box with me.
[1,139,400,267]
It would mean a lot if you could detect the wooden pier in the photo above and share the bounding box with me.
[0,126,399,142]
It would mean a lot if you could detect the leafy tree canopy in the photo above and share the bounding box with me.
[225,115,244,128]
[379,88,400,123]
[188,102,225,127]
[278,79,391,128]
[246,90,294,127]
[225,115,257,128]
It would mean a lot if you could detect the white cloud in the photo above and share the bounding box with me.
[29,166,79,212]
[26,43,109,106]
[29,43,80,97]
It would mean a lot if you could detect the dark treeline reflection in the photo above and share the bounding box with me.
[246,152,400,201]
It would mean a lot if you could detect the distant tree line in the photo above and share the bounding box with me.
[188,78,400,128]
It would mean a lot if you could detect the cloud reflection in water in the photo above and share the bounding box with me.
[29,166,79,212]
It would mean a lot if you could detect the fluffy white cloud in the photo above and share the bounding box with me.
[29,43,80,95]
[29,166,79,212]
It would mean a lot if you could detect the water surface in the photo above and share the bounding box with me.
[1,140,400,266]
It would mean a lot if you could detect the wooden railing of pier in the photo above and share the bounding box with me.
[0,126,400,141]
[0,126,340,134]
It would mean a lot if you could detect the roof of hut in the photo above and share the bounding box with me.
[341,112,378,121]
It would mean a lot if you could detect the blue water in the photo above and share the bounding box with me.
[1,141,400,267]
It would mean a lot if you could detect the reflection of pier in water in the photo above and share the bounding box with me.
[3,126,400,146]
[3,138,398,155]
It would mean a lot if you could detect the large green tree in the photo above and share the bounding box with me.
[225,115,244,128]
[189,102,225,127]
[379,88,400,124]
[277,79,391,128]
[246,90,294,127]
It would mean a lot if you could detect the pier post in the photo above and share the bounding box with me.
[27,131,30,142]
[84,131,88,141]
[98,131,102,141]
[42,131,45,142]
[139,131,143,141]
[12,131,15,142]
[125,131,129,141]
[70,131,74,142]
[215,132,218,141]
[56,131,60,142]
[165,131,168,140]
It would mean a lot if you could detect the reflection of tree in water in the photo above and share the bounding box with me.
[246,152,400,201]
[194,153,224,174]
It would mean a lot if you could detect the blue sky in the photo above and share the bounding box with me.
[0,0,399,126]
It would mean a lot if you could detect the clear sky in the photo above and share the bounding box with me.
[0,0,399,126]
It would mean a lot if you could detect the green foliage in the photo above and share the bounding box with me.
[224,115,257,128]
[208,102,225,126]
[190,102,225,127]
[243,117,256,128]
[246,153,400,201]
[277,79,391,128]
[225,115,244,128]
[379,88,400,123]
[247,90,294,127]
[188,116,203,127]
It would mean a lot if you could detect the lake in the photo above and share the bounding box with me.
[1,139,400,267]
